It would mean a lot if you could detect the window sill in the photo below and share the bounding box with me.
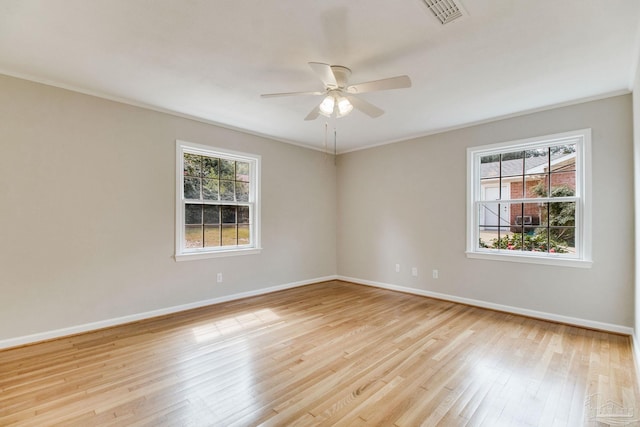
[465,251,592,268]
[175,247,262,262]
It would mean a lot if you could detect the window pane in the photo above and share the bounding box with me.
[236,161,250,182]
[479,179,503,199]
[550,144,576,165]
[238,206,250,224]
[202,157,219,179]
[523,228,548,253]
[236,182,249,202]
[202,178,219,200]
[222,225,237,246]
[238,225,250,245]
[499,203,511,229]
[539,202,550,227]
[204,225,221,247]
[481,184,511,202]
[477,204,498,249]
[478,202,504,230]
[204,205,220,224]
[478,231,497,249]
[219,159,235,180]
[509,181,524,199]
[497,227,514,249]
[185,225,203,248]
[500,151,524,177]
[478,201,511,250]
[221,206,237,224]
[220,180,235,201]
[185,204,203,225]
[525,148,549,171]
[184,154,201,177]
[489,228,562,253]
[513,203,544,233]
[550,227,575,253]
[550,172,576,196]
[511,202,544,232]
[480,155,500,178]
[550,156,576,173]
[548,201,576,228]
[478,228,514,250]
[508,203,524,232]
[479,208,498,230]
[540,201,575,252]
[184,177,201,200]
[525,174,548,198]
[507,233,529,251]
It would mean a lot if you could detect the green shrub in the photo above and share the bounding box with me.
[532,183,575,247]
[479,232,567,253]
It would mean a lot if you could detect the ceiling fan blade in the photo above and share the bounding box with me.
[347,75,411,94]
[304,105,321,121]
[309,62,338,88]
[347,95,384,118]
[261,91,323,98]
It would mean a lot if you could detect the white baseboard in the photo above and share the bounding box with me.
[338,275,634,335]
[2,274,631,351]
[0,275,338,350]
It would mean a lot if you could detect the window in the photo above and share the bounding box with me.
[175,140,261,261]
[466,129,591,267]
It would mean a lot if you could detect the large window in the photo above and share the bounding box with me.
[466,129,591,267]
[175,141,260,261]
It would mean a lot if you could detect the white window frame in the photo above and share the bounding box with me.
[466,129,592,268]
[175,140,261,261]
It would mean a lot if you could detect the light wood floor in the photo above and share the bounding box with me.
[1,281,638,426]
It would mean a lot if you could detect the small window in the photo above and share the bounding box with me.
[176,141,261,261]
[466,129,591,267]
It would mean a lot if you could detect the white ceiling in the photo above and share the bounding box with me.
[1,0,639,153]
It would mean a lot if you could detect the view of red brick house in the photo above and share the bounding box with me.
[480,150,576,233]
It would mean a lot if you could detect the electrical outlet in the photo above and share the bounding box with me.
[216,273,223,283]
[395,263,400,273]
[411,267,418,277]
[432,269,439,279]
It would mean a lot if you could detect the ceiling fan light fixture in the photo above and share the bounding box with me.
[336,97,353,118]
[319,95,335,116]
[262,62,410,121]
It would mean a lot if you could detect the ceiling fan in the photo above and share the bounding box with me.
[261,62,411,120]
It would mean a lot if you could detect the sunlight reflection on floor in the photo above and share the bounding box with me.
[191,308,280,343]
[174,308,283,423]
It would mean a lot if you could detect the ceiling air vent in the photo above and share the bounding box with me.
[421,0,465,25]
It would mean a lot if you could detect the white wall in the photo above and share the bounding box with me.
[337,94,634,329]
[0,75,337,343]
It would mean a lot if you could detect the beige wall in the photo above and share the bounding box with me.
[1,73,634,344]
[0,75,337,342]
[337,94,634,327]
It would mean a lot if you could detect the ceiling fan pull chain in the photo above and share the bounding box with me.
[324,122,329,158]
[334,128,337,165]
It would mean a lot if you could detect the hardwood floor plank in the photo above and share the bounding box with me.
[0,281,637,426]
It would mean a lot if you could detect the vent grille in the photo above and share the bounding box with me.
[422,0,464,25]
